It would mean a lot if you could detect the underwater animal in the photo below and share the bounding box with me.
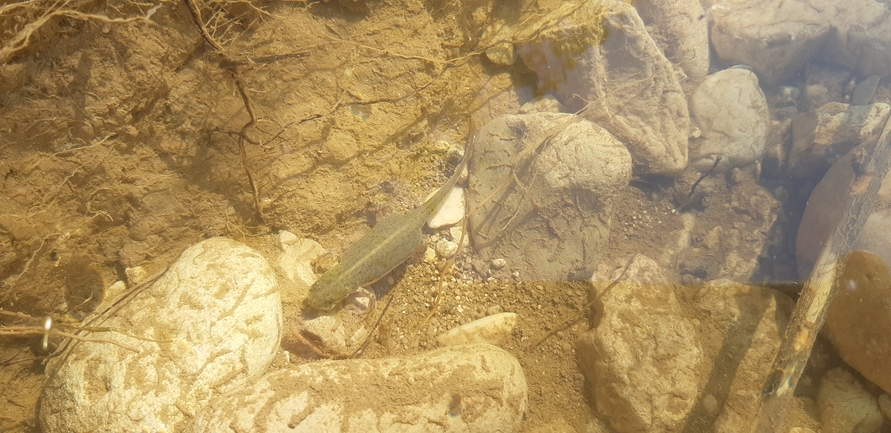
[307,146,470,310]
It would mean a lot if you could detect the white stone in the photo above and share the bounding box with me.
[185,344,527,433]
[448,226,470,249]
[689,67,769,171]
[424,246,437,263]
[124,265,148,286]
[817,368,883,433]
[276,229,299,247]
[427,186,465,229]
[40,237,282,433]
[436,312,518,347]
[435,238,458,258]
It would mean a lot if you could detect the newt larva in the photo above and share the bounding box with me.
[307,146,471,311]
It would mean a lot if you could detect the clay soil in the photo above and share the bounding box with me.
[0,0,828,431]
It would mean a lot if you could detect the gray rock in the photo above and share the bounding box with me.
[633,0,709,81]
[709,0,831,86]
[851,75,881,106]
[184,344,528,433]
[789,102,890,177]
[468,112,631,281]
[40,237,283,433]
[689,67,770,171]
[710,0,891,83]
[515,0,689,175]
[823,0,891,79]
[818,368,883,433]
[577,255,701,433]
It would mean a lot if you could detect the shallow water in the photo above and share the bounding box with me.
[1,0,890,431]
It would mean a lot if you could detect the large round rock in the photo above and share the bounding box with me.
[40,237,282,433]
[185,344,528,432]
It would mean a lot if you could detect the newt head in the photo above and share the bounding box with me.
[306,263,353,311]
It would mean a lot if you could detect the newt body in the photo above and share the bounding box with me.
[308,149,470,310]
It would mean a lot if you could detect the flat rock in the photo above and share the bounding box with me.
[515,0,689,175]
[468,112,631,281]
[851,75,881,106]
[275,230,326,289]
[577,255,701,433]
[184,344,528,433]
[40,237,282,433]
[789,102,890,177]
[427,186,465,229]
[689,67,769,171]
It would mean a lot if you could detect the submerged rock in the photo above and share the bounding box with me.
[436,312,518,347]
[577,255,701,433]
[710,0,891,84]
[688,67,769,171]
[709,0,830,86]
[789,102,890,177]
[826,251,891,396]
[185,344,528,433]
[40,237,283,433]
[633,0,709,82]
[851,75,881,106]
[468,111,631,281]
[515,0,689,175]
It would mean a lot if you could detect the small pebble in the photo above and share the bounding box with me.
[702,393,718,414]
[424,247,437,263]
[435,239,458,258]
[449,226,470,248]
[491,258,507,269]
[486,305,504,316]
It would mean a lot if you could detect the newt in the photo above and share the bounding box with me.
[307,146,471,311]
